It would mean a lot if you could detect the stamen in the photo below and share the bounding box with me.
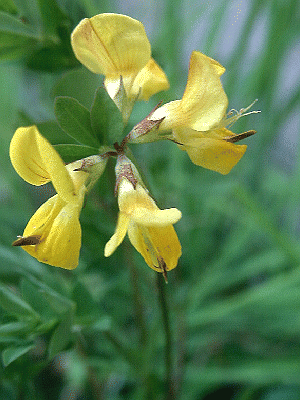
[225,99,261,128]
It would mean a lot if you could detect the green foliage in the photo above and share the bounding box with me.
[91,87,124,144]
[1,0,300,399]
[54,96,100,147]
[0,0,79,70]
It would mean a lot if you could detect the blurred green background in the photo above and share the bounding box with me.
[1,0,300,399]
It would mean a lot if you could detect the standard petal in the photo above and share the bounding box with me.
[104,212,130,257]
[131,207,182,226]
[131,58,170,100]
[180,51,228,131]
[151,52,228,132]
[200,53,226,76]
[71,13,151,77]
[183,136,247,174]
[9,126,51,185]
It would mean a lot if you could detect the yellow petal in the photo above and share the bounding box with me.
[131,58,170,100]
[23,195,63,238]
[131,207,182,226]
[180,51,228,131]
[35,129,76,203]
[128,223,182,272]
[9,126,51,185]
[183,136,247,174]
[104,212,130,257]
[118,180,157,214]
[66,160,89,195]
[71,13,151,77]
[22,197,82,269]
[150,100,181,131]
[200,53,226,76]
[38,202,82,270]
[151,51,228,132]
[174,126,233,142]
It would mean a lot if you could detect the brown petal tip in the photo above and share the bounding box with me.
[12,235,41,246]
[224,130,256,143]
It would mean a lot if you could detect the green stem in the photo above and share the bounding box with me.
[156,273,173,399]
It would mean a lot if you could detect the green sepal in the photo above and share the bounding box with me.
[91,86,124,145]
[54,96,100,147]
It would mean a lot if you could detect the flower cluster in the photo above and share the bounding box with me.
[10,13,258,279]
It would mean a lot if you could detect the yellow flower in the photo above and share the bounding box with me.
[173,126,248,175]
[71,13,169,103]
[151,51,228,132]
[150,51,256,174]
[10,126,89,269]
[104,166,182,274]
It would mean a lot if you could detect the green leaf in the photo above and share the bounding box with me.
[21,278,57,321]
[0,0,18,14]
[90,87,124,145]
[25,276,76,316]
[0,32,36,61]
[34,0,67,36]
[0,11,37,36]
[0,283,39,320]
[12,0,41,28]
[53,144,99,163]
[2,343,35,367]
[54,96,100,147]
[37,120,77,145]
[72,282,97,320]
[48,312,73,359]
[51,67,102,109]
[0,12,38,61]
[27,41,79,72]
[0,321,33,336]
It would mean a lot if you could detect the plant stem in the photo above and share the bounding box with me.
[156,273,173,399]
